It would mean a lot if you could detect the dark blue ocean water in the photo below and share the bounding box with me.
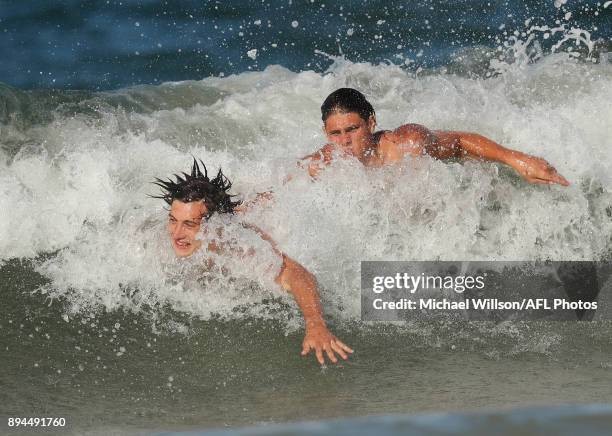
[1,0,610,90]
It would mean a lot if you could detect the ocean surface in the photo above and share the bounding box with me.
[1,0,612,434]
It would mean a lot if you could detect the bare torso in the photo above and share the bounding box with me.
[301,123,460,177]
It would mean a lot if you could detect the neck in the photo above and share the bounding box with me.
[356,136,377,163]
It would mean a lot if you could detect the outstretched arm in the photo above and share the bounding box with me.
[434,131,569,186]
[234,191,274,213]
[276,255,353,364]
[237,145,335,211]
[244,224,353,364]
[391,124,569,186]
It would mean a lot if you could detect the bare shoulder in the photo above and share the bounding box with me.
[390,123,435,144]
[377,124,434,159]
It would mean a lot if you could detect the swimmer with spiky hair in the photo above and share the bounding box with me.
[154,159,353,365]
[300,88,569,185]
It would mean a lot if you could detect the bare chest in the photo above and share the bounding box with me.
[363,133,405,167]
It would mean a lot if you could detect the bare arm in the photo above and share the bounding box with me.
[234,191,274,214]
[435,131,569,186]
[276,255,353,364]
[237,145,333,207]
[391,124,569,186]
[245,224,354,364]
[296,143,335,179]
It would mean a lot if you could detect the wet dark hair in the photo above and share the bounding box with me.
[153,159,241,217]
[321,88,375,122]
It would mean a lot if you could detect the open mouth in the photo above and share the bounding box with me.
[174,240,191,249]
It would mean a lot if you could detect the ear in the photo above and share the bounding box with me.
[368,115,377,133]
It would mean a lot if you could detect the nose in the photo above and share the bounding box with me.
[171,223,186,239]
[339,132,351,146]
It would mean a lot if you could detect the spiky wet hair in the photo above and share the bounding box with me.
[153,159,241,216]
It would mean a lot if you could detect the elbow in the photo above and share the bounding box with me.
[276,255,302,292]
[278,255,318,293]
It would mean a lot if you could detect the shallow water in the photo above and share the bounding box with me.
[3,259,612,434]
[157,405,612,436]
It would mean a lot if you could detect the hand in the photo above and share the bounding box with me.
[511,153,570,186]
[301,325,354,365]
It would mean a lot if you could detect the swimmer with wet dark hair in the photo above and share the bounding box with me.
[300,87,569,185]
[153,159,353,365]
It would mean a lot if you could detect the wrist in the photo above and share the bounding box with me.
[305,316,327,331]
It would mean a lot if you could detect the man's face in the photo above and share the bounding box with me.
[323,111,376,156]
[167,200,207,257]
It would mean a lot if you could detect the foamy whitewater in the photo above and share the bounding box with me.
[2,49,611,322]
[1,2,612,433]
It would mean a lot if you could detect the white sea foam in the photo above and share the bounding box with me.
[1,44,611,321]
